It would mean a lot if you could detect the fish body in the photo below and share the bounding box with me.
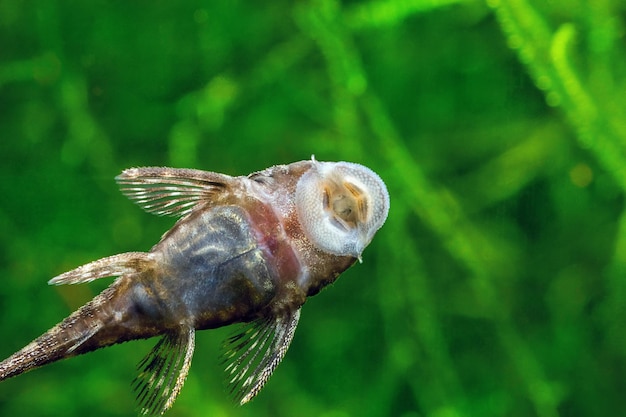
[0,158,389,415]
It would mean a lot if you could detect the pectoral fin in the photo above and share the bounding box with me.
[222,308,301,405]
[133,326,196,416]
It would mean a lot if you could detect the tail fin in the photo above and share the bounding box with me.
[0,295,106,380]
[0,252,155,381]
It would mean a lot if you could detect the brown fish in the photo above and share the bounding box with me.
[0,157,389,415]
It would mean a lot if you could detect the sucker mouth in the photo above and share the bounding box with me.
[294,160,389,258]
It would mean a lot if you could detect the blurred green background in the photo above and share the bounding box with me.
[1,0,626,416]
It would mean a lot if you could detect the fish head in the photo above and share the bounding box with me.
[295,159,390,261]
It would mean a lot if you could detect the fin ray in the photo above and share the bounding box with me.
[48,252,152,285]
[65,321,103,354]
[116,167,232,217]
[133,327,195,416]
[221,308,301,404]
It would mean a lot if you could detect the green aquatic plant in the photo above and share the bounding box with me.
[1,1,625,417]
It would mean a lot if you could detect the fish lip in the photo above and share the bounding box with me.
[294,160,388,258]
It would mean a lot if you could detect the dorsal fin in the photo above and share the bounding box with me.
[116,167,234,217]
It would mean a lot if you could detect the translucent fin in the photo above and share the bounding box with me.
[133,327,196,416]
[221,308,301,404]
[116,167,233,217]
[48,252,152,285]
[65,321,103,354]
